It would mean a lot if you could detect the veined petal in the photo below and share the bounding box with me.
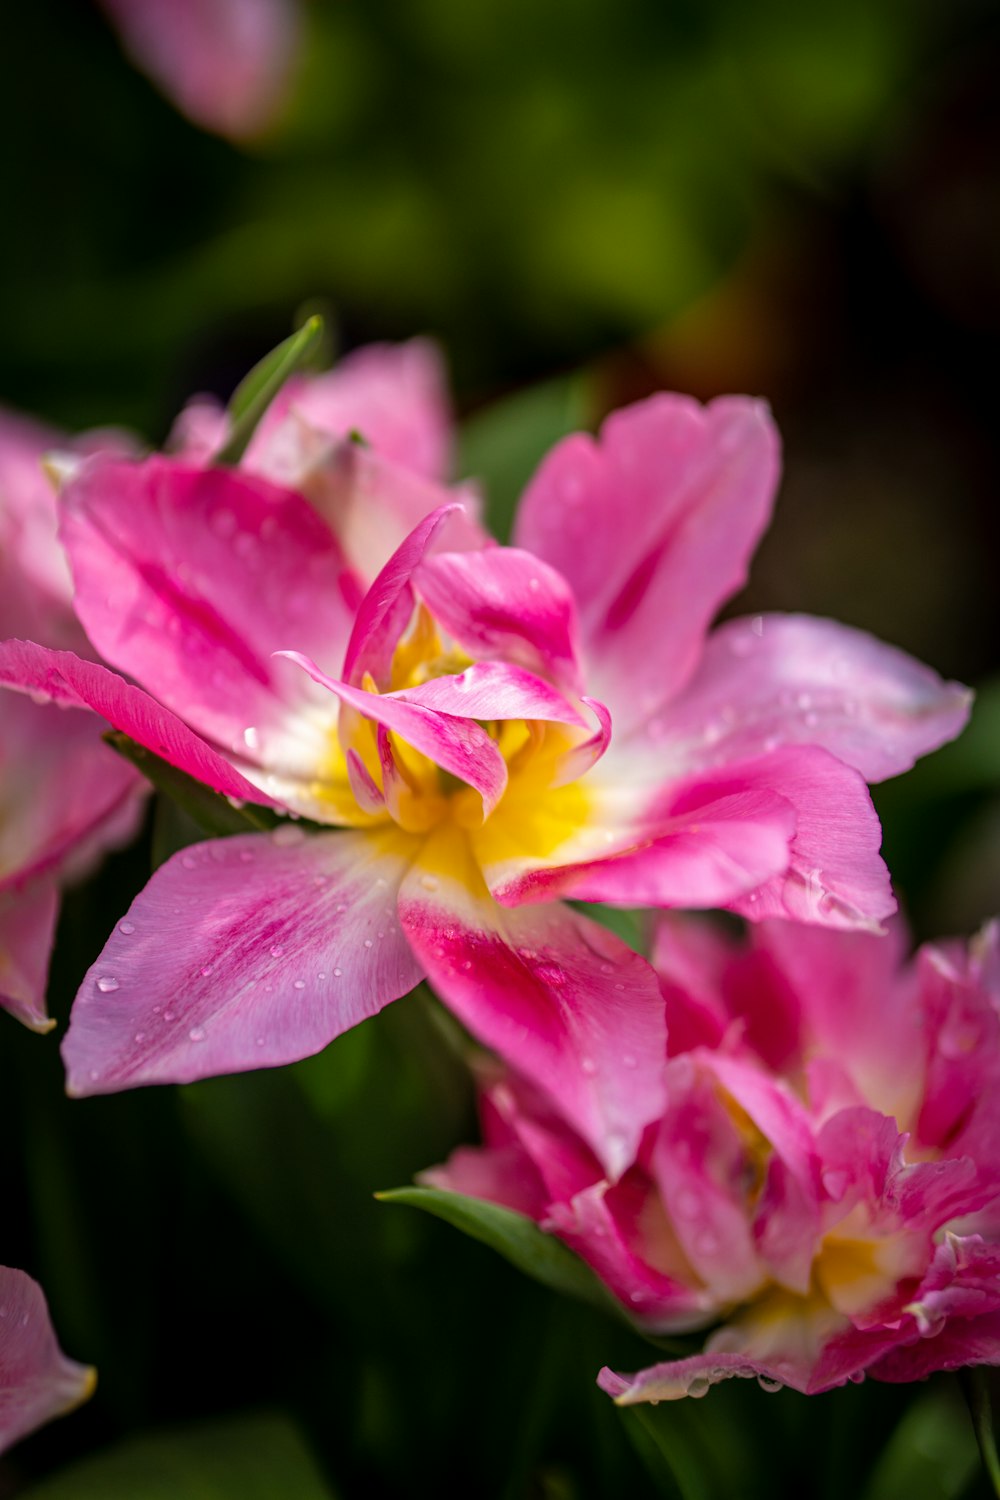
[0,881,58,1032]
[0,1265,95,1453]
[63,828,423,1097]
[279,652,508,816]
[398,828,667,1180]
[60,455,361,762]
[416,547,584,693]
[514,393,779,732]
[0,641,269,805]
[655,613,972,780]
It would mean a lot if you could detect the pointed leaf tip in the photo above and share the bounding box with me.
[216,315,326,467]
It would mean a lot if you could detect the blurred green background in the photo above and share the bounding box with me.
[2,0,1000,1494]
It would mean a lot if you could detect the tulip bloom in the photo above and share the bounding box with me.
[429,917,1000,1397]
[0,361,968,1176]
[0,411,141,1031]
[0,1266,95,1453]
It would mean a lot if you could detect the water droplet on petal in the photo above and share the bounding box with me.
[96,976,119,994]
[581,1057,597,1075]
[363,938,373,948]
[333,967,343,977]
[200,964,214,977]
[293,979,306,990]
[420,874,439,892]
[757,1375,782,1393]
[239,849,255,864]
[181,855,196,870]
[119,920,135,935]
[189,1027,206,1042]
[270,945,284,958]
[133,1032,145,1043]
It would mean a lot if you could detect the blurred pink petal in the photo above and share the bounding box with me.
[0,1267,94,1453]
[100,0,300,140]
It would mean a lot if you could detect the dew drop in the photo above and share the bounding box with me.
[318,972,326,981]
[757,1375,782,1393]
[255,1036,265,1047]
[420,874,440,892]
[181,854,196,869]
[363,938,373,948]
[239,849,255,864]
[96,975,119,994]
[89,1069,100,1082]
[189,1027,206,1042]
[687,1376,711,1398]
[313,874,328,887]
[133,1032,145,1043]
[200,964,214,977]
[333,967,343,978]
[270,945,284,958]
[119,920,135,935]
[163,1010,175,1022]
[293,979,306,990]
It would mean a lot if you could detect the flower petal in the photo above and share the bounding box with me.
[0,881,58,1033]
[341,504,461,688]
[398,830,667,1179]
[655,613,972,780]
[723,748,895,930]
[0,641,268,804]
[0,1265,95,1453]
[99,0,299,140]
[61,456,360,764]
[63,827,424,1096]
[416,547,584,693]
[514,393,779,732]
[397,661,585,728]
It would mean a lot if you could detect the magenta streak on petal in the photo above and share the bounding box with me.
[63,828,423,1096]
[346,749,385,814]
[277,651,507,815]
[341,503,462,688]
[0,640,272,804]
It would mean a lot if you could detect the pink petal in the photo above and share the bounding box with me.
[99,0,299,139]
[398,846,667,1180]
[514,393,779,733]
[280,652,508,816]
[63,827,423,1096]
[656,613,972,781]
[0,691,141,892]
[422,1144,551,1221]
[0,641,268,804]
[487,776,796,910]
[723,747,895,930]
[415,547,584,693]
[0,881,58,1032]
[598,1349,800,1402]
[341,504,461,688]
[284,443,486,588]
[262,338,453,482]
[0,1266,95,1453]
[61,456,361,764]
[397,662,585,728]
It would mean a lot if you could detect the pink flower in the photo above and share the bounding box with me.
[0,1265,95,1453]
[429,917,1000,1398]
[0,359,968,1178]
[99,0,300,141]
[0,410,143,1032]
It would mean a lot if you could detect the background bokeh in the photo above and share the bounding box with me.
[2,0,999,1494]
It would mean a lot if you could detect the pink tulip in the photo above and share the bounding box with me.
[0,1266,95,1453]
[0,410,142,1031]
[430,916,1000,1397]
[0,364,968,1179]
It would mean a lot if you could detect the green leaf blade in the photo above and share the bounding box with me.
[216,315,324,467]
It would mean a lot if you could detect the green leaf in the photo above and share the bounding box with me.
[21,1411,338,1500]
[861,1384,980,1500]
[458,372,592,542]
[105,731,278,839]
[962,1369,1000,1498]
[216,315,325,467]
[376,1184,630,1325]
